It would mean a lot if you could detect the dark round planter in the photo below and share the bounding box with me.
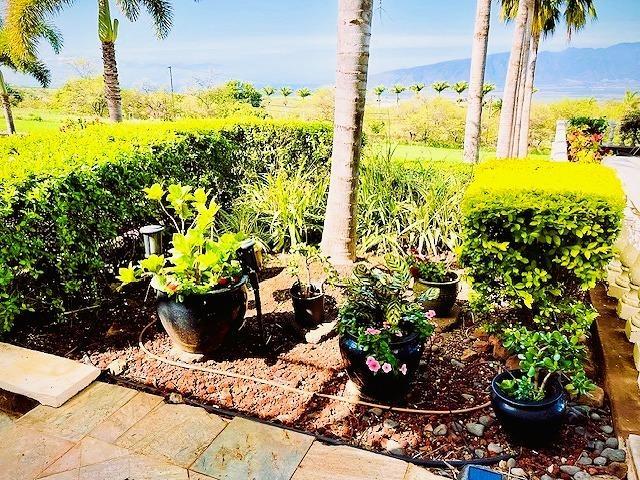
[290,282,325,328]
[156,276,248,354]
[338,331,424,401]
[413,272,460,317]
[490,370,567,446]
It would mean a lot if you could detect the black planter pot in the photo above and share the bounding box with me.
[490,370,567,446]
[156,276,248,354]
[290,282,324,328]
[339,331,424,401]
[413,272,460,317]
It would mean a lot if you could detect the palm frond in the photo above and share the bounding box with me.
[116,0,173,38]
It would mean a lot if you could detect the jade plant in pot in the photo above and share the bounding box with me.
[118,183,248,354]
[337,255,437,401]
[286,243,335,327]
[409,252,460,317]
[491,326,595,446]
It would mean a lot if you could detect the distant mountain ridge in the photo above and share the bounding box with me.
[370,42,640,99]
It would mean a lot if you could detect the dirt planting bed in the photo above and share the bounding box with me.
[4,263,627,479]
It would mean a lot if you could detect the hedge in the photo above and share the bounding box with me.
[460,159,625,313]
[0,119,332,331]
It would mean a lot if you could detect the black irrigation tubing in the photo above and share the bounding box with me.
[101,372,516,469]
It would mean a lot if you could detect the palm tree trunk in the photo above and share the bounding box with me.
[496,0,532,158]
[101,40,123,122]
[510,15,532,156]
[0,71,16,135]
[320,0,374,265]
[463,0,492,164]
[517,32,540,158]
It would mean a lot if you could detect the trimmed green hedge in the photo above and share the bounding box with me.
[0,119,332,331]
[460,159,625,312]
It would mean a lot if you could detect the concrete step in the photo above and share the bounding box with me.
[0,342,100,407]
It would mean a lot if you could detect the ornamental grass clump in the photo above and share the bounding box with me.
[461,159,625,401]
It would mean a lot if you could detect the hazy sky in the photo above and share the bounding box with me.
[6,0,640,90]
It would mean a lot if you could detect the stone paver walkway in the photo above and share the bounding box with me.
[0,381,448,480]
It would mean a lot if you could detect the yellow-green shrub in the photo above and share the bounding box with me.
[460,159,625,312]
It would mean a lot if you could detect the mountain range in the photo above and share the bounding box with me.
[369,42,640,100]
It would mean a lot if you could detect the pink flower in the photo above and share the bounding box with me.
[366,328,381,335]
[366,356,381,373]
[399,364,408,376]
[426,309,437,319]
[382,363,392,373]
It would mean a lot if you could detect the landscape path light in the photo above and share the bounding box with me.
[140,225,165,258]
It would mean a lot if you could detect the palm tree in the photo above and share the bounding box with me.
[409,82,425,98]
[263,86,275,103]
[0,19,61,134]
[280,86,293,105]
[432,81,450,95]
[502,0,597,157]
[391,84,406,104]
[5,0,173,123]
[453,81,469,99]
[496,0,534,158]
[297,87,312,99]
[463,0,492,164]
[482,83,496,97]
[321,0,374,264]
[623,90,640,111]
[373,85,385,104]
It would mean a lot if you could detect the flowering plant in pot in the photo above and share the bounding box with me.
[337,255,437,401]
[409,251,460,317]
[286,243,336,327]
[117,183,248,354]
[491,326,595,445]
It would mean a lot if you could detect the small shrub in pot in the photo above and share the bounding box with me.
[337,255,437,401]
[286,243,336,327]
[409,251,459,317]
[118,183,249,353]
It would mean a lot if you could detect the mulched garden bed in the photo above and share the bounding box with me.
[4,260,628,479]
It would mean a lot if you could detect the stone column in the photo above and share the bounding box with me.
[551,120,569,162]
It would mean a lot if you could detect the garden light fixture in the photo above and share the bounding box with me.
[140,225,165,257]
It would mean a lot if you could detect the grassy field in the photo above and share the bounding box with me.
[12,108,80,133]
[368,143,549,163]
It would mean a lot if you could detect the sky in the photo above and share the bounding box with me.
[6,0,640,91]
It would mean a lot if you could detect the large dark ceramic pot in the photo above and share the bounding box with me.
[290,282,324,328]
[339,331,424,401]
[413,272,460,317]
[490,370,567,446]
[156,275,248,354]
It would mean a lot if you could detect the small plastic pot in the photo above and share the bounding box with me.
[156,276,248,354]
[490,370,567,446]
[413,271,460,317]
[290,282,324,328]
[339,331,424,401]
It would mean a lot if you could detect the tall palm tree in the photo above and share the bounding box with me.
[410,82,425,98]
[5,0,173,123]
[263,86,275,103]
[0,19,62,134]
[432,81,450,95]
[453,81,469,99]
[373,85,385,104]
[297,87,312,99]
[391,84,406,104]
[496,0,533,158]
[280,86,293,106]
[321,0,374,265]
[502,0,596,157]
[463,0,492,164]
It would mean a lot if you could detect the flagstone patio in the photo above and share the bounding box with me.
[0,380,448,480]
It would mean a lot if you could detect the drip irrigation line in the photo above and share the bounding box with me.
[103,372,515,470]
[138,319,492,415]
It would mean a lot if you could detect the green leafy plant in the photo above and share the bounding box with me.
[118,184,245,298]
[337,255,437,375]
[408,251,454,283]
[620,109,640,146]
[286,243,336,298]
[500,327,595,401]
[568,116,608,135]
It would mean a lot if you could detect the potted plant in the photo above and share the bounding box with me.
[337,255,437,401]
[286,243,335,327]
[490,327,595,446]
[118,183,249,354]
[409,252,460,317]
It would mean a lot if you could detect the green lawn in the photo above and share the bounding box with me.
[12,108,79,134]
[370,142,549,163]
